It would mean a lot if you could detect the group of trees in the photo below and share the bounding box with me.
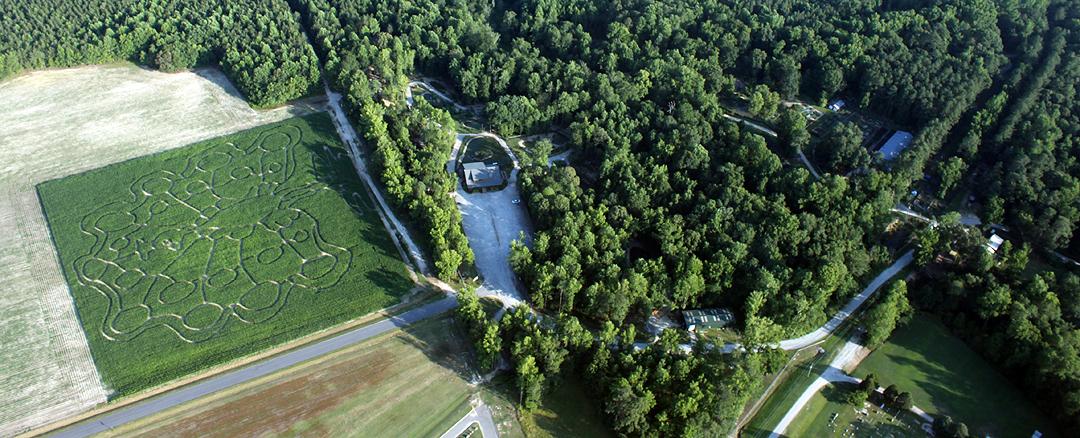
[911,218,1080,430]
[862,281,913,349]
[357,97,474,279]
[281,0,1052,434]
[0,0,321,107]
[291,0,475,279]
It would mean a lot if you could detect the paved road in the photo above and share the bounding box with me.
[769,340,863,437]
[439,403,499,438]
[768,338,935,437]
[51,296,457,437]
[777,250,913,351]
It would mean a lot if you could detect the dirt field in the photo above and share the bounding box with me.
[0,63,320,435]
[101,315,480,437]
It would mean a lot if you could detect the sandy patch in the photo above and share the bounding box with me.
[0,63,321,436]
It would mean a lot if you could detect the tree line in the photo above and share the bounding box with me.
[0,0,321,107]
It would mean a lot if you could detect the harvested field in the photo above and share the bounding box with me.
[102,315,478,438]
[0,64,319,435]
[37,113,414,396]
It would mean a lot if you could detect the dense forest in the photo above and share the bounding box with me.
[911,0,1080,429]
[0,0,320,107]
[282,0,1057,434]
[4,0,1077,433]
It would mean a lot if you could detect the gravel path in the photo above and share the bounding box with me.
[777,250,913,351]
[451,133,530,308]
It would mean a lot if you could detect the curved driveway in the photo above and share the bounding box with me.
[777,250,913,350]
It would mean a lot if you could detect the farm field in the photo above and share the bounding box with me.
[855,314,1057,437]
[0,64,319,435]
[37,113,414,397]
[100,315,502,437]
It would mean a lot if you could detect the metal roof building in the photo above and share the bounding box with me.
[877,130,913,161]
[462,162,504,191]
[683,308,735,331]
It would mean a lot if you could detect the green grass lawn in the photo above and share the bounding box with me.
[856,313,1058,437]
[462,136,513,171]
[37,113,414,396]
[786,382,929,438]
[521,375,612,438]
[742,324,856,437]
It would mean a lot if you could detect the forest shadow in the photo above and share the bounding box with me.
[396,314,480,384]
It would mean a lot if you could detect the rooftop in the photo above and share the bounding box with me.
[877,130,913,161]
[462,161,504,190]
[683,308,735,329]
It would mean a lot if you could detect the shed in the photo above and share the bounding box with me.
[987,233,1005,254]
[462,162,504,191]
[828,99,846,111]
[877,130,913,161]
[683,308,735,332]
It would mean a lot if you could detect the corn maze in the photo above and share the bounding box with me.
[38,114,414,396]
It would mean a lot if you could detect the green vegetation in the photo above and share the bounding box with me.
[913,216,1078,430]
[37,114,413,396]
[0,0,320,107]
[107,314,495,437]
[785,382,927,438]
[462,136,514,172]
[857,313,1056,437]
[522,375,612,438]
[742,325,854,437]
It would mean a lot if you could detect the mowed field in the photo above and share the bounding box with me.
[100,315,493,437]
[856,314,1057,437]
[0,64,319,435]
[37,114,414,397]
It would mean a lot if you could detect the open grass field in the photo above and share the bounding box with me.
[462,136,514,171]
[0,64,320,435]
[37,113,414,397]
[742,325,856,437]
[521,375,612,438]
[856,314,1057,437]
[785,382,930,438]
[102,315,492,437]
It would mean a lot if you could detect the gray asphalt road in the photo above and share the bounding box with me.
[439,403,499,438]
[50,296,457,438]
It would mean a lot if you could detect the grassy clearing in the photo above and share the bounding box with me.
[104,314,481,437]
[521,375,612,438]
[786,382,929,438]
[0,64,319,435]
[38,113,413,396]
[855,313,1056,437]
[462,136,514,171]
[742,324,855,437]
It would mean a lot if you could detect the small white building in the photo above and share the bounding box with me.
[828,99,846,111]
[986,233,1005,254]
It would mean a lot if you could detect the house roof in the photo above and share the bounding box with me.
[683,308,735,328]
[878,130,913,161]
[462,162,504,189]
[987,234,1005,253]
